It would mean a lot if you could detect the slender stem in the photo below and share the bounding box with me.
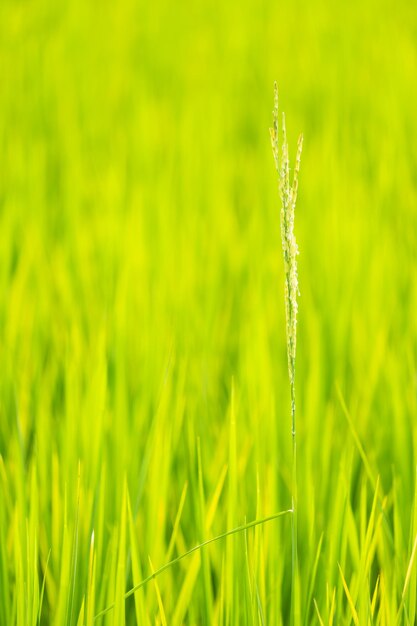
[291,377,299,626]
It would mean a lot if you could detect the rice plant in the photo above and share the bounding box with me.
[270,83,303,626]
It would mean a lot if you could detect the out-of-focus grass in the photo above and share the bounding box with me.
[0,0,416,624]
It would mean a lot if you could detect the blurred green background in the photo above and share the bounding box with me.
[1,0,417,624]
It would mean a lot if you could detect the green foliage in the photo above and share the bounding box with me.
[0,0,417,624]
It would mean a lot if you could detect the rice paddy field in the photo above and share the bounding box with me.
[1,0,417,624]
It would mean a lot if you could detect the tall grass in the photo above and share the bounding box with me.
[1,0,417,624]
[270,83,303,626]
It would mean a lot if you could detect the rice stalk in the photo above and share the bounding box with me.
[270,82,303,626]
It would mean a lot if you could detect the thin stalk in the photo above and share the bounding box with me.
[270,82,303,626]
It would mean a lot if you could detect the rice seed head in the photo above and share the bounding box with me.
[270,85,303,385]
